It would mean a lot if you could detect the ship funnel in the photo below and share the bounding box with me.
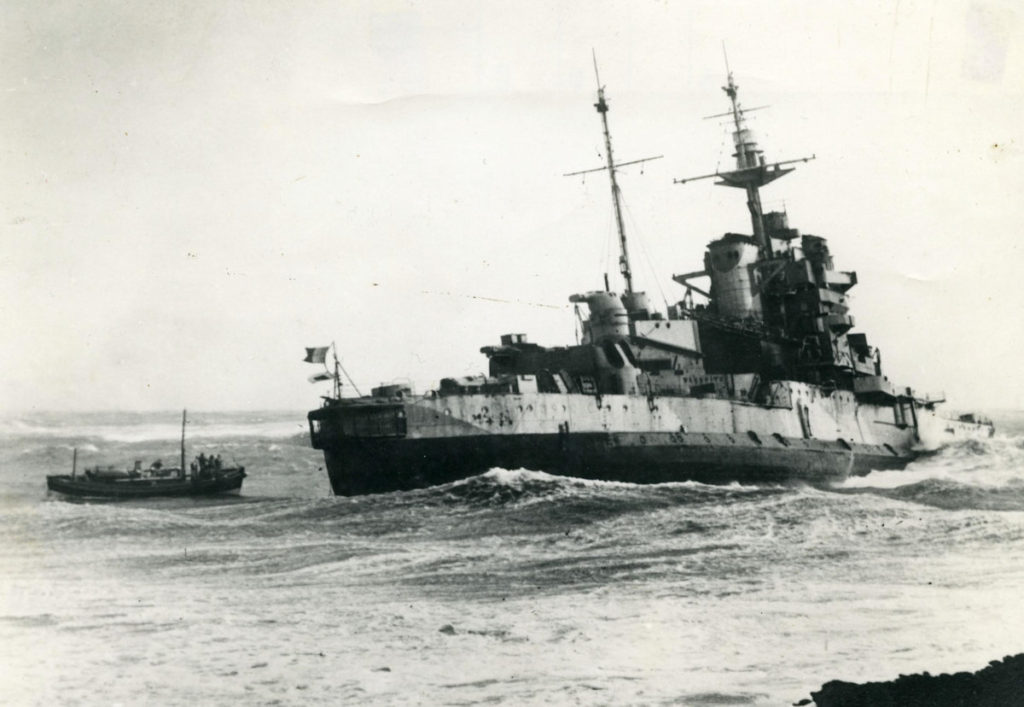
[570,291,629,342]
[705,234,763,319]
[621,291,653,318]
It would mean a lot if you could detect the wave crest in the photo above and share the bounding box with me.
[881,478,1024,511]
[436,469,605,506]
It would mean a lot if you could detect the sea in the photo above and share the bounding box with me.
[2,410,1023,706]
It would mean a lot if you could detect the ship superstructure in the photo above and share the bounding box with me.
[308,66,992,496]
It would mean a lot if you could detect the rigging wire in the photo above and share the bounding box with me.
[338,363,362,397]
[715,121,728,174]
[600,172,616,290]
[618,185,670,312]
[578,162,617,291]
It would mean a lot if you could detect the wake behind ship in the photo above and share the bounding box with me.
[308,65,993,496]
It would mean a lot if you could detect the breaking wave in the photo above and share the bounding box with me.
[0,411,307,443]
[834,433,1024,511]
[427,468,785,509]
[844,434,1024,487]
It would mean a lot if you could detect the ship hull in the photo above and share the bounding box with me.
[319,430,912,496]
[306,385,996,496]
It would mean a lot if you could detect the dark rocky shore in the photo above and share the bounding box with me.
[806,654,1024,706]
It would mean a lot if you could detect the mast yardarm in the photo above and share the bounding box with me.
[675,69,814,256]
[564,54,662,300]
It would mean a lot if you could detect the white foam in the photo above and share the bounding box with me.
[841,434,1024,489]
[0,415,307,443]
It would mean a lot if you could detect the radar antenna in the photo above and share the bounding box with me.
[564,51,662,296]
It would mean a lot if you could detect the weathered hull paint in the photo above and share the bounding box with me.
[308,387,991,496]
[318,430,910,496]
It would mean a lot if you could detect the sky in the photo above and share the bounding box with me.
[1,0,1022,413]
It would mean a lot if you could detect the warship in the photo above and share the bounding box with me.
[308,66,993,496]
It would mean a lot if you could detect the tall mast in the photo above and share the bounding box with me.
[674,64,814,258]
[332,342,341,399]
[722,69,768,252]
[564,54,662,297]
[593,54,634,295]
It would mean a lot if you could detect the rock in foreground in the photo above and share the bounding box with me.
[810,654,1024,706]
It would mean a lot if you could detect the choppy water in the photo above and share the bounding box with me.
[2,410,1024,705]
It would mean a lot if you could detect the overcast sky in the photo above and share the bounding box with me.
[2,0,1022,413]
